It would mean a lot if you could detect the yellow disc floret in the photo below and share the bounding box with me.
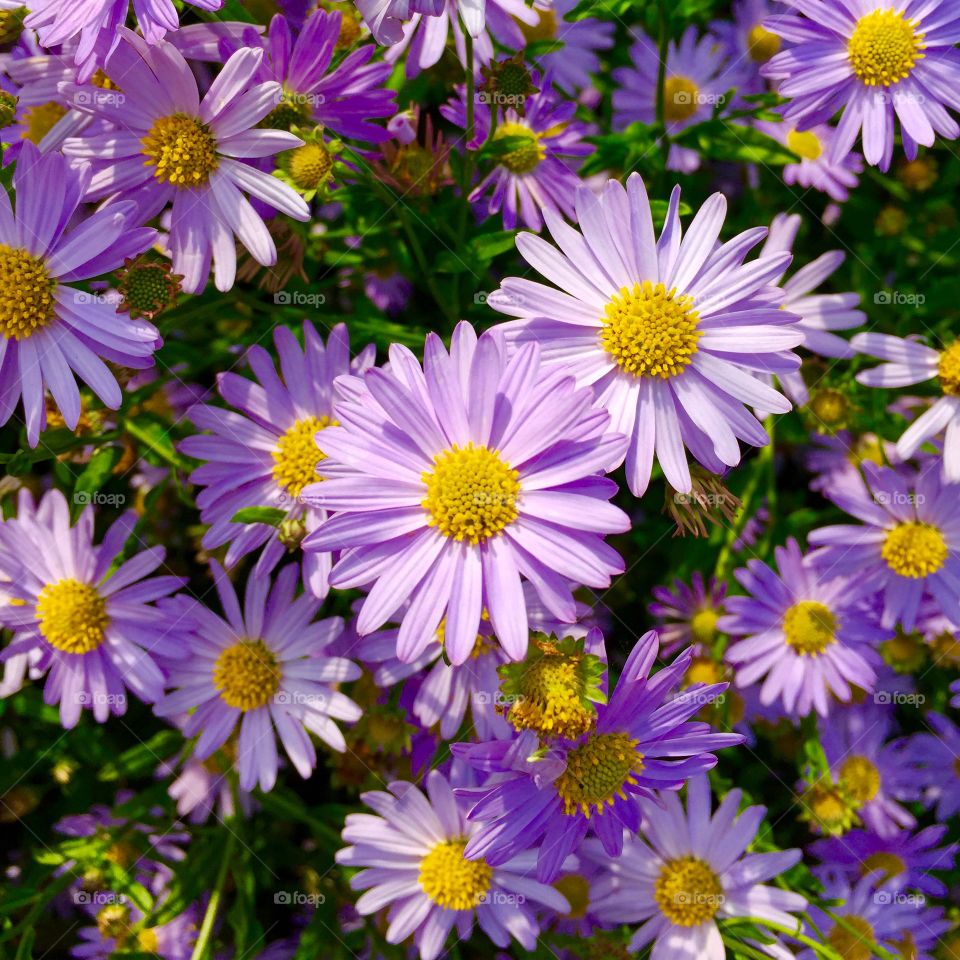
[861,851,906,882]
[21,101,66,144]
[827,914,875,960]
[938,342,960,396]
[287,142,334,191]
[493,122,546,175]
[848,9,925,87]
[142,113,219,188]
[600,281,701,379]
[36,579,108,654]
[747,23,781,62]
[422,443,520,543]
[787,128,823,161]
[212,639,281,711]
[654,856,724,926]
[0,244,56,339]
[839,755,881,806]
[782,600,837,656]
[555,732,644,818]
[272,415,335,499]
[881,521,948,579]
[663,76,700,123]
[418,838,493,910]
[690,608,720,645]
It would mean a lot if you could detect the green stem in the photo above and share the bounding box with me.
[453,30,476,318]
[655,0,669,140]
[189,828,237,960]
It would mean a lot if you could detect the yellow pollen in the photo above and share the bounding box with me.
[810,388,849,424]
[272,415,335,499]
[335,8,363,48]
[0,244,56,340]
[288,142,334,191]
[422,443,520,544]
[518,7,557,43]
[747,23,781,62]
[507,654,595,740]
[827,914,876,960]
[685,656,724,687]
[91,70,119,91]
[553,874,591,919]
[881,522,948,579]
[663,76,700,123]
[600,280,701,379]
[212,639,281,711]
[848,9,924,87]
[938,342,960,396]
[861,851,906,882]
[802,781,858,835]
[97,904,131,941]
[782,600,836,656]
[138,929,160,953]
[690,608,720,644]
[555,731,644,818]
[418,838,492,910]
[787,128,823,161]
[36,579,108,654]
[654,856,724,926]
[21,101,66,144]
[142,113,219,188]
[493,122,545,175]
[839,755,881,806]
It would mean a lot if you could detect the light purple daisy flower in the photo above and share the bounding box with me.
[810,825,959,897]
[335,768,570,960]
[852,332,960,482]
[763,0,960,171]
[721,538,885,717]
[488,173,803,496]
[613,26,746,173]
[180,322,375,599]
[300,321,630,667]
[61,28,310,293]
[800,872,948,960]
[804,430,896,497]
[0,143,159,445]
[440,73,591,231]
[585,775,806,960]
[909,712,960,820]
[648,572,727,656]
[154,557,361,793]
[819,702,920,836]
[809,462,960,630]
[0,489,185,729]
[452,632,743,883]
[24,0,223,81]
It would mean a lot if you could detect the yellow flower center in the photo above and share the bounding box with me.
[335,8,363,48]
[881,629,926,671]
[518,7,557,43]
[809,388,850,424]
[663,76,700,123]
[418,838,493,910]
[931,631,960,667]
[555,731,644,818]
[861,851,906,882]
[508,654,595,740]
[786,127,823,161]
[142,113,219,188]
[690,608,720,645]
[839,755,881,805]
[212,639,281,711]
[21,101,66,144]
[287,142,334,191]
[422,443,520,544]
[36,579,108,654]
[91,70,119,91]
[848,9,925,87]
[0,244,56,340]
[493,122,545,175]
[138,929,160,953]
[553,874,591,919]
[747,23,781,62]
[654,856,724,926]
[938,342,960,396]
[802,782,858,835]
[881,522,948,579]
[97,904,131,941]
[827,914,876,960]
[685,656,724,687]
[600,281,701,379]
[272,415,335,499]
[782,600,836,656]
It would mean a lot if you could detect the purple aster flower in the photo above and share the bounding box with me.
[648,572,727,655]
[613,26,747,172]
[0,144,158,445]
[180,321,375,599]
[61,28,310,294]
[853,333,960,482]
[452,632,743,882]
[952,678,960,707]
[440,74,591,231]
[154,557,361,792]
[300,321,630,666]
[24,0,223,81]
[801,873,948,960]
[805,431,895,497]
[763,0,960,171]
[809,462,960,630]
[909,712,960,820]
[755,119,864,201]
[0,490,185,728]
[819,702,920,836]
[335,769,570,960]
[721,538,885,717]
[585,775,806,960]
[364,270,412,315]
[810,825,958,898]
[489,173,803,496]
[719,0,782,81]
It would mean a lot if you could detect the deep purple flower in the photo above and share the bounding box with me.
[648,572,727,655]
[909,712,960,820]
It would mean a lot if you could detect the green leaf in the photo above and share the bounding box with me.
[230,506,288,527]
